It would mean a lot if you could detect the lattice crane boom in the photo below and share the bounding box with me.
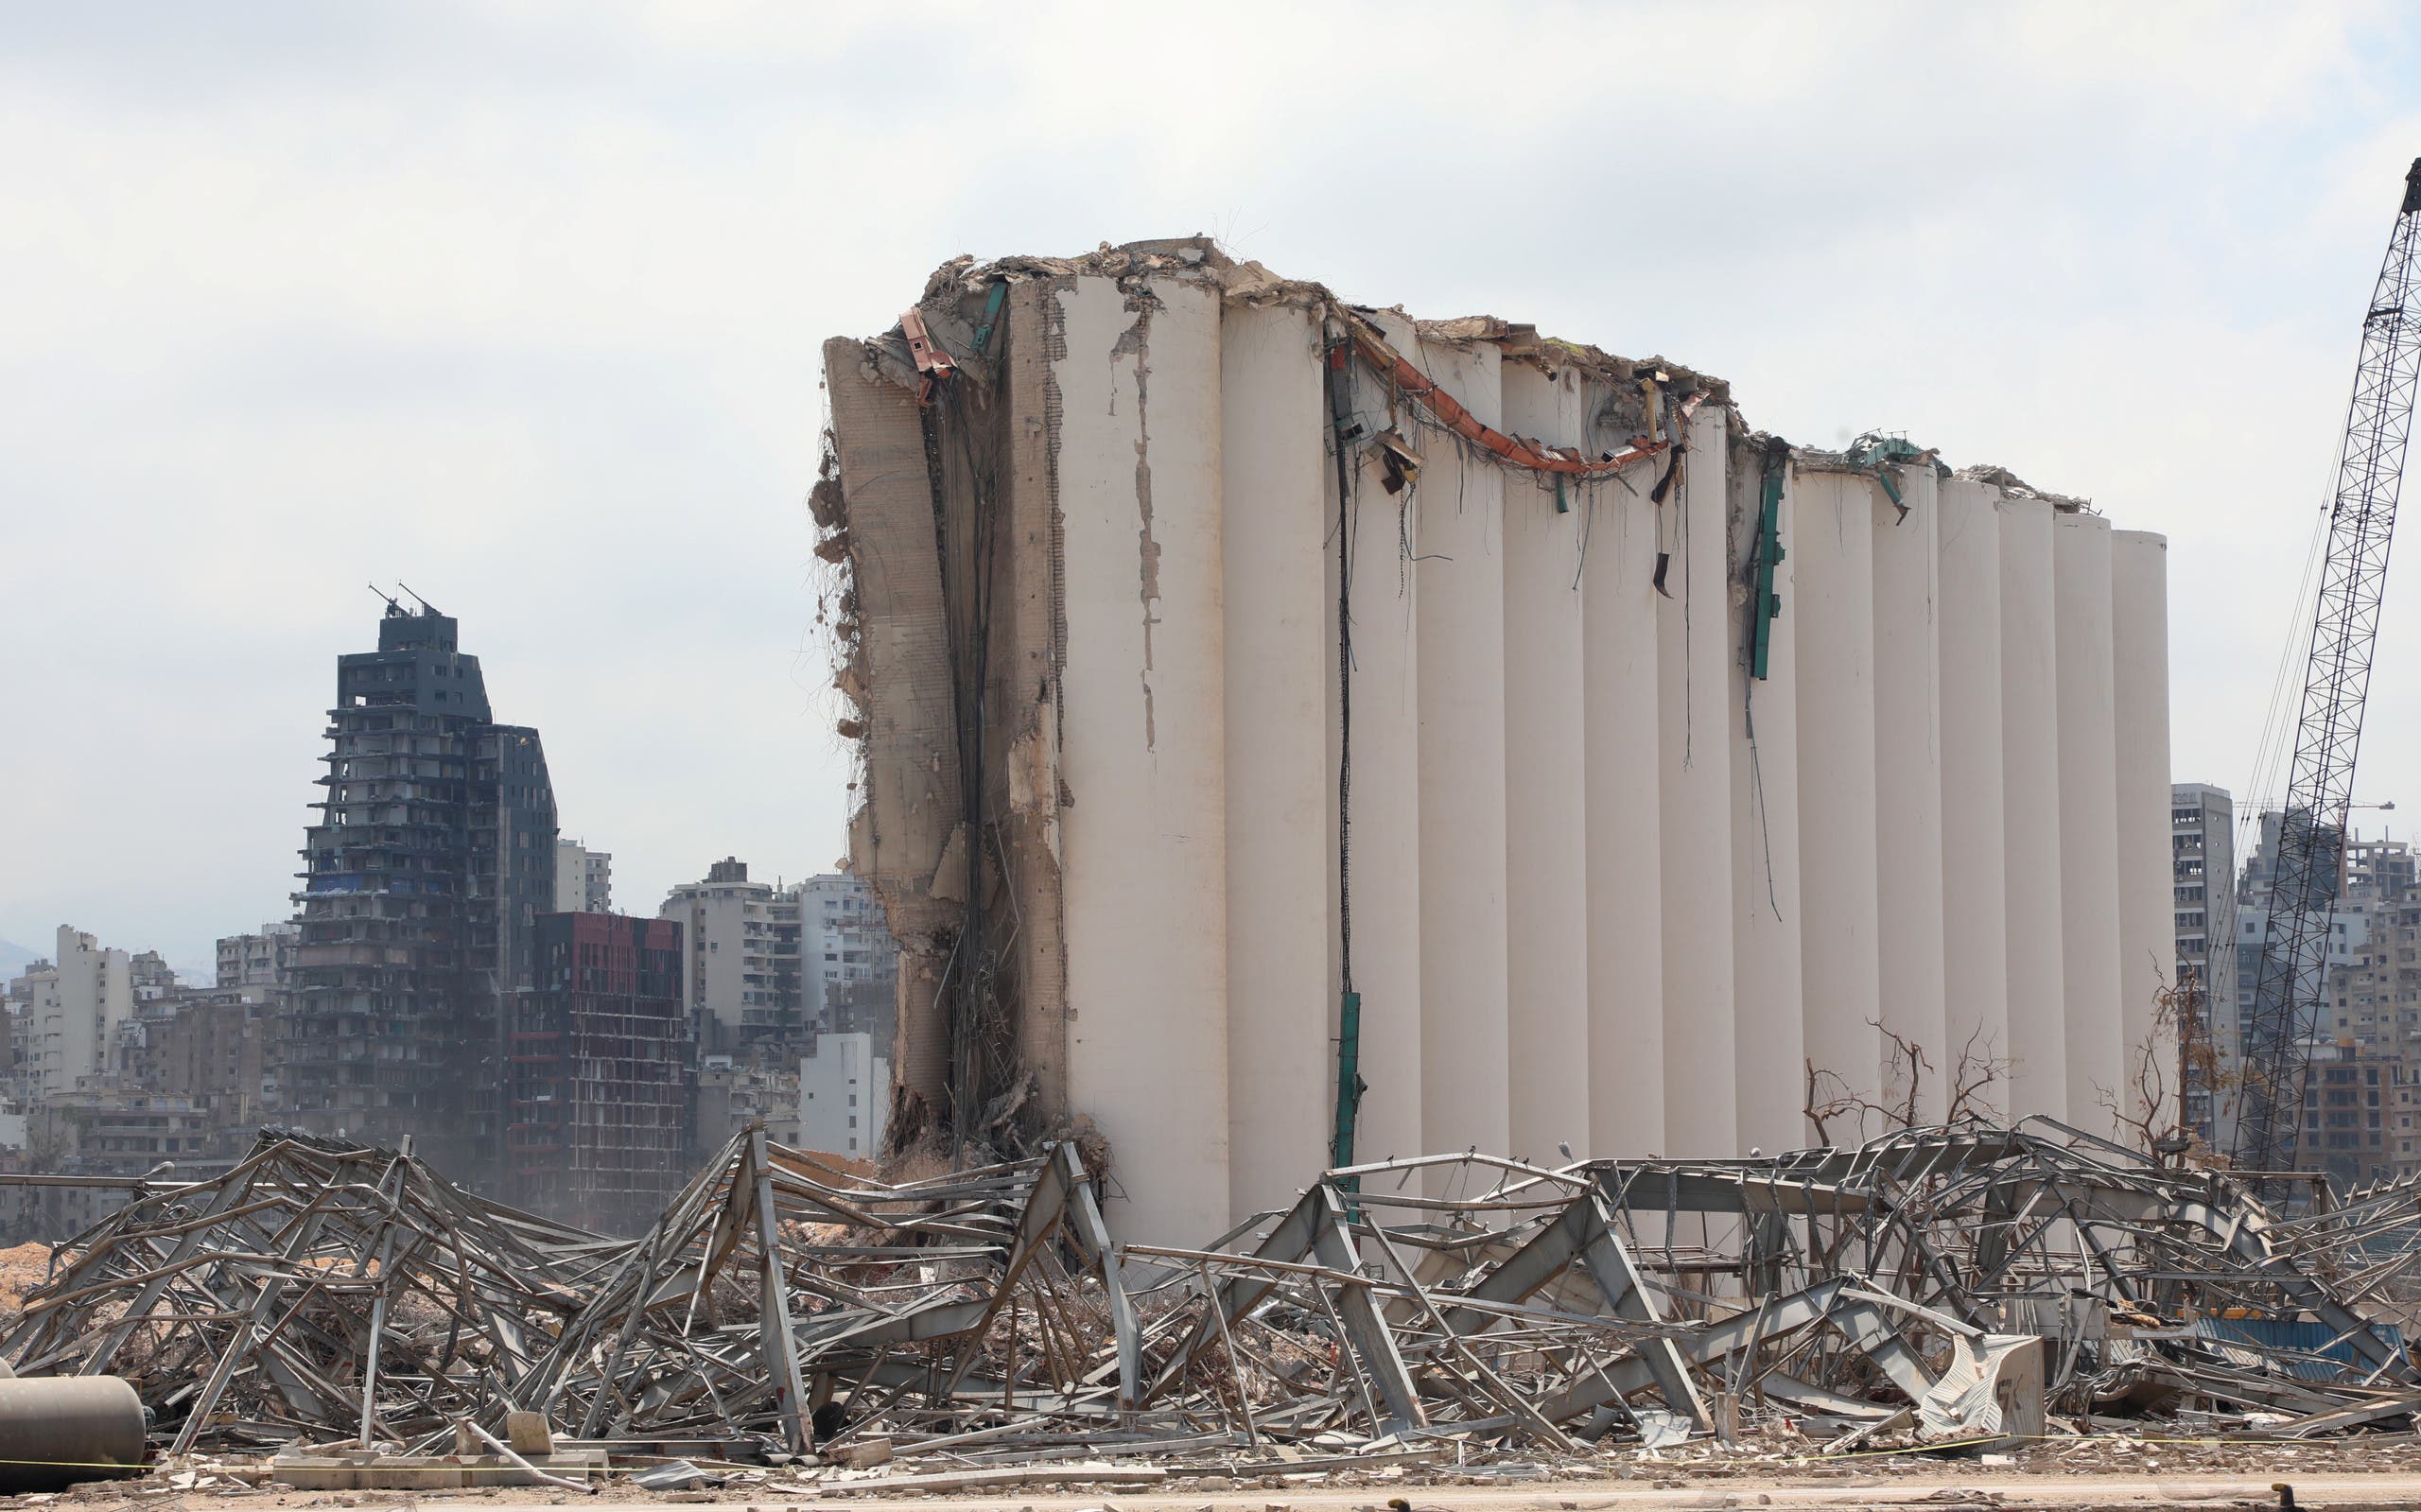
[2231,158,2421,1178]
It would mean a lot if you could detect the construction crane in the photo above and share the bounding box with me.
[2230,157,2421,1181]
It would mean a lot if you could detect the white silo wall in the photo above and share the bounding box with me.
[1337,322,1425,1175]
[1795,468,1887,1132]
[1219,301,1333,1218]
[1997,495,2069,1122]
[827,259,2182,1236]
[1732,452,1805,1156]
[1502,364,1591,1164]
[1659,408,1739,1156]
[1053,276,1232,1241]
[1936,478,2012,1120]
[1583,434,1667,1155]
[2054,512,2127,1135]
[1872,463,1949,1122]
[1414,335,1514,1172]
[2112,530,2175,1132]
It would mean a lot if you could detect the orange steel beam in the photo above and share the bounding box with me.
[1344,317,1704,479]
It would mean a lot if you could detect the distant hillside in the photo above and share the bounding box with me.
[0,938,37,979]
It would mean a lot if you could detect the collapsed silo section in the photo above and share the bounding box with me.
[821,240,2172,1237]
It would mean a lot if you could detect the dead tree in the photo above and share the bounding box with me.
[1945,1026,2012,1126]
[2098,969,2214,1163]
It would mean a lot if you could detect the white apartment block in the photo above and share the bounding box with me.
[659,859,804,1036]
[798,1032,887,1158]
[2171,785,2235,1038]
[554,839,613,914]
[215,922,298,990]
[799,874,895,1025]
[26,925,134,1098]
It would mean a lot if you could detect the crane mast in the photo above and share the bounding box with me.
[2231,158,2421,1180]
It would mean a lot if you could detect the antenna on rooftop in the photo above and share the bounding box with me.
[394,582,441,617]
[368,582,406,617]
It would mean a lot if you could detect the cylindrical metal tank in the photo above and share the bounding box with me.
[1998,495,2069,1122]
[1054,274,1232,1241]
[1415,332,1513,1173]
[1731,443,1804,1155]
[0,1377,146,1491]
[1582,392,1666,1156]
[1502,362,1591,1164]
[1659,407,1738,1156]
[2055,511,2127,1136]
[2112,530,2175,1133]
[1872,461,1949,1122]
[1937,477,2012,1120]
[1218,300,1333,1218]
[1794,467,1886,1133]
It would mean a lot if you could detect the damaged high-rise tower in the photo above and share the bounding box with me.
[280,597,559,1189]
[822,238,2173,1240]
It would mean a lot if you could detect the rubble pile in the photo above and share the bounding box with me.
[9,1120,2421,1486]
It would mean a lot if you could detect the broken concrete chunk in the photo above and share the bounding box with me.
[830,1437,892,1469]
[504,1412,553,1457]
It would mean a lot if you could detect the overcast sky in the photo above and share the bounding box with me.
[3,3,2418,973]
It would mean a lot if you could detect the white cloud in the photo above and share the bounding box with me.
[1,1,2416,960]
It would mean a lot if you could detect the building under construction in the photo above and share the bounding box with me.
[821,239,2174,1241]
[507,912,688,1231]
[280,599,561,1190]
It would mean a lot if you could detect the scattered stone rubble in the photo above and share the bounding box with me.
[9,1121,2421,1494]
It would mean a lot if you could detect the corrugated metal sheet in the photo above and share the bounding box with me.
[2192,1316,2409,1380]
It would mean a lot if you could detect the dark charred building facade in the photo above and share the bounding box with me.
[508,912,688,1231]
[283,600,557,1189]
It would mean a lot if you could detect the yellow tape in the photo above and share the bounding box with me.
[0,1433,2352,1477]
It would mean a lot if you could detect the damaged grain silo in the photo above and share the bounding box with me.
[819,237,2172,1242]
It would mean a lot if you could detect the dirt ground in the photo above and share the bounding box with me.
[35,1441,2421,1512]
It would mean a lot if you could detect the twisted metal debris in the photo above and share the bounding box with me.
[9,1120,2421,1459]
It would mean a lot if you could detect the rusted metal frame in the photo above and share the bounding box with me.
[1532,1273,1787,1425]
[26,1242,297,1323]
[168,1167,357,1454]
[1036,1246,1126,1404]
[54,1142,284,1276]
[245,1281,364,1426]
[1961,1180,2065,1295]
[2176,1195,2417,1383]
[1403,1352,1496,1423]
[1331,1151,1591,1197]
[750,1128,813,1453]
[1302,1185,1425,1434]
[1439,1183,1707,1429]
[349,1140,421,1447]
[71,1177,273,1374]
[1187,1259,1258,1446]
[1021,1276,1081,1394]
[569,1192,692,1435]
[418,1195,491,1381]
[1049,1144,1141,1409]
[1296,1267,1384,1434]
[1138,1188,1334,1406]
[1567,1191,1711,1429]
[1380,1273,1570,1446]
[655,1335,749,1425]
[2045,1190,2150,1310]
[815,1364,922,1453]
